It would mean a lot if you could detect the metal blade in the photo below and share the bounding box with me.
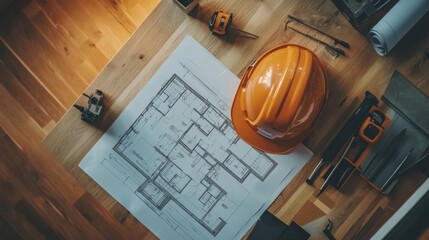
[366,128,407,180]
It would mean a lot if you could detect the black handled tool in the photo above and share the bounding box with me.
[288,15,350,49]
[306,91,379,185]
[288,26,345,56]
[316,137,355,197]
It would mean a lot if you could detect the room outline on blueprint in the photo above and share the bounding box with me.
[105,73,277,238]
[79,36,311,240]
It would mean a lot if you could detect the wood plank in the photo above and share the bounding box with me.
[25,0,88,46]
[74,192,134,240]
[26,0,108,71]
[14,199,68,239]
[27,10,97,85]
[95,0,138,33]
[0,134,102,239]
[110,203,156,239]
[0,38,65,120]
[54,0,128,57]
[122,1,151,26]
[0,195,47,240]
[0,83,45,148]
[0,0,160,238]
[0,2,83,107]
[0,59,52,127]
[0,123,81,206]
[0,128,135,239]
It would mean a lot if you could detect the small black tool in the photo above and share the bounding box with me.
[323,220,336,240]
[288,15,350,48]
[288,26,345,56]
[317,137,355,197]
[306,91,379,185]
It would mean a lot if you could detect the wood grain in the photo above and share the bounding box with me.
[0,0,160,238]
[43,1,429,239]
[0,127,140,239]
[0,0,427,238]
[0,0,160,144]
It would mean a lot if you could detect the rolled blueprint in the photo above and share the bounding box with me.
[369,0,429,56]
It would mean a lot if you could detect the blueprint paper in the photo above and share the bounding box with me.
[79,36,312,240]
[369,0,429,56]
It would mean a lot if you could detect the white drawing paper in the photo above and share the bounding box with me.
[79,36,312,240]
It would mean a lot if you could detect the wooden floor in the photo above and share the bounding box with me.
[0,0,428,239]
[0,0,159,238]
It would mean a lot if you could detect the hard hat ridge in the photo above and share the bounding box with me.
[231,44,327,154]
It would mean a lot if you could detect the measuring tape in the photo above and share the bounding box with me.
[208,11,258,38]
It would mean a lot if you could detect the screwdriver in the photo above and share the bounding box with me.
[288,26,345,56]
[316,137,355,197]
[306,91,379,185]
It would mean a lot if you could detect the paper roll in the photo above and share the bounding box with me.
[369,0,429,56]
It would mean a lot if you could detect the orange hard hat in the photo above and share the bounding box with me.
[231,44,327,154]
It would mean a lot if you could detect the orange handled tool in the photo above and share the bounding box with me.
[208,11,258,39]
[358,110,385,143]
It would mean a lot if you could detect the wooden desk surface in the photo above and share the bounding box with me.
[43,0,429,239]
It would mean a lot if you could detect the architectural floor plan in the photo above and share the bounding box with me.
[79,36,312,240]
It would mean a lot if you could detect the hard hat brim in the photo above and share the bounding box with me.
[231,44,327,154]
[231,92,302,154]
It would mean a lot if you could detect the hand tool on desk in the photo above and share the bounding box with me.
[323,219,336,240]
[363,128,407,180]
[358,110,385,143]
[380,148,414,192]
[73,89,103,124]
[288,15,350,49]
[337,166,354,188]
[209,11,259,39]
[306,91,379,185]
[396,151,429,176]
[381,151,429,192]
[317,109,386,195]
[316,137,355,197]
[288,26,346,56]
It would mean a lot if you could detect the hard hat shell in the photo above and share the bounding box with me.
[231,44,327,154]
